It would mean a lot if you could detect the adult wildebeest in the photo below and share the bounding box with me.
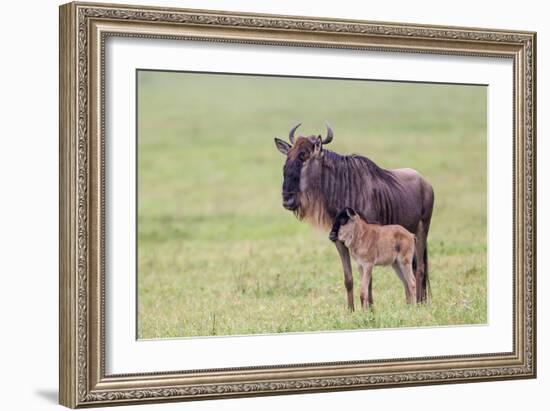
[274,123,434,310]
[329,207,417,309]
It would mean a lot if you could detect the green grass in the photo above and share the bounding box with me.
[137,71,487,339]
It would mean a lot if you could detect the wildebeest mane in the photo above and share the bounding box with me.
[299,149,406,230]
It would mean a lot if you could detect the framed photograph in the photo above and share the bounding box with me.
[59,1,537,408]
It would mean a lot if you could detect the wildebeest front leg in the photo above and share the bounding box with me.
[334,240,354,311]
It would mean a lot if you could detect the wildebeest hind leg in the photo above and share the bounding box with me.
[334,241,354,311]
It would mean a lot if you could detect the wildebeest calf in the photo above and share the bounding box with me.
[329,207,417,310]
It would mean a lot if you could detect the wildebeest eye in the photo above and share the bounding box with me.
[299,152,307,161]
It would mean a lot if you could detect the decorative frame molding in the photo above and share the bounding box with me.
[59,1,536,408]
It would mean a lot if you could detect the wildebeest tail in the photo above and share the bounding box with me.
[422,244,431,302]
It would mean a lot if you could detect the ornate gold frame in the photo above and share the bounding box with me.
[59,1,536,408]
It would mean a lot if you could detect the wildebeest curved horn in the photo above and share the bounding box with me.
[322,123,334,145]
[288,123,301,144]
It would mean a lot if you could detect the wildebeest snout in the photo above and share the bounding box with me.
[282,192,298,210]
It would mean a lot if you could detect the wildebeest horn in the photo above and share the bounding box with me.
[289,123,301,144]
[322,123,334,145]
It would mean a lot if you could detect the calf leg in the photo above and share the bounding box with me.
[392,262,410,303]
[359,263,374,311]
[334,240,354,311]
[368,275,374,306]
[397,259,417,305]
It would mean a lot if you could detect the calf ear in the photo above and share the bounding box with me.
[274,138,291,155]
[345,208,356,218]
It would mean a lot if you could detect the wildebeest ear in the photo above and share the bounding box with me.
[313,135,323,155]
[274,138,291,155]
[345,207,356,218]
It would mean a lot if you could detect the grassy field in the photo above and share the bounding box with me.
[137,71,487,339]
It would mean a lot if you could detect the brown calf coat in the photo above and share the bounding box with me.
[331,208,417,309]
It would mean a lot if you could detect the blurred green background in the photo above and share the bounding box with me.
[137,71,487,339]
